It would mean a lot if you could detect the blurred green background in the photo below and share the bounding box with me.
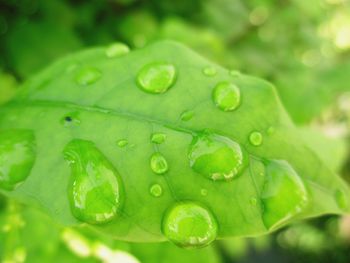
[0,0,350,262]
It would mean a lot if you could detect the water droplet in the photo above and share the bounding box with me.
[212,81,241,112]
[261,160,308,229]
[150,184,163,197]
[203,67,217,77]
[162,202,218,248]
[117,139,128,148]
[180,110,194,121]
[64,139,124,224]
[150,152,168,174]
[188,132,248,180]
[137,62,176,94]
[249,131,263,146]
[335,189,347,210]
[229,70,241,77]
[0,130,36,190]
[267,126,275,135]
[105,42,130,58]
[200,188,208,196]
[75,67,102,86]
[250,197,258,206]
[151,133,166,144]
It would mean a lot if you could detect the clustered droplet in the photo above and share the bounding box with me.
[64,139,124,224]
[162,202,218,248]
[74,67,102,86]
[105,42,130,58]
[151,133,166,144]
[117,139,128,148]
[150,152,169,174]
[188,132,248,180]
[137,62,176,94]
[203,66,217,77]
[180,110,194,121]
[0,130,36,190]
[249,131,263,146]
[212,81,241,112]
[150,183,163,197]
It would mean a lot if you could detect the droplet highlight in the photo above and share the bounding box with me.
[64,139,124,224]
[261,160,309,229]
[212,81,241,112]
[105,42,130,58]
[203,67,217,77]
[75,67,102,86]
[249,131,263,146]
[150,184,163,197]
[151,133,166,144]
[0,130,36,190]
[137,62,176,94]
[150,152,168,174]
[162,202,218,248]
[188,132,247,180]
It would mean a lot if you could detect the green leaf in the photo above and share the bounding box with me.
[0,41,349,247]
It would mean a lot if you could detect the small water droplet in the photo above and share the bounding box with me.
[150,184,163,197]
[75,67,102,86]
[212,81,241,112]
[250,197,258,206]
[150,152,168,174]
[137,62,176,94]
[105,42,130,58]
[267,126,275,135]
[117,139,128,148]
[64,139,124,224]
[261,160,308,229]
[335,189,347,210]
[151,133,166,144]
[202,67,217,77]
[229,70,241,77]
[188,132,248,180]
[180,110,194,121]
[200,189,208,196]
[162,202,218,248]
[249,131,263,146]
[0,130,36,190]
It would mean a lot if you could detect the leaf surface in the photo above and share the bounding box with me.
[0,41,349,245]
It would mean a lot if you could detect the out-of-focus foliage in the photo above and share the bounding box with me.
[0,0,350,262]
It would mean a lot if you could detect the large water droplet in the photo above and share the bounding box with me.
[151,133,166,144]
[261,160,308,229]
[75,67,102,86]
[64,139,124,224]
[335,189,347,210]
[105,42,130,58]
[188,132,247,180]
[162,202,218,248]
[150,183,163,197]
[150,152,168,174]
[0,130,36,190]
[180,110,194,121]
[137,62,176,94]
[202,67,217,77]
[212,81,241,111]
[249,131,263,146]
